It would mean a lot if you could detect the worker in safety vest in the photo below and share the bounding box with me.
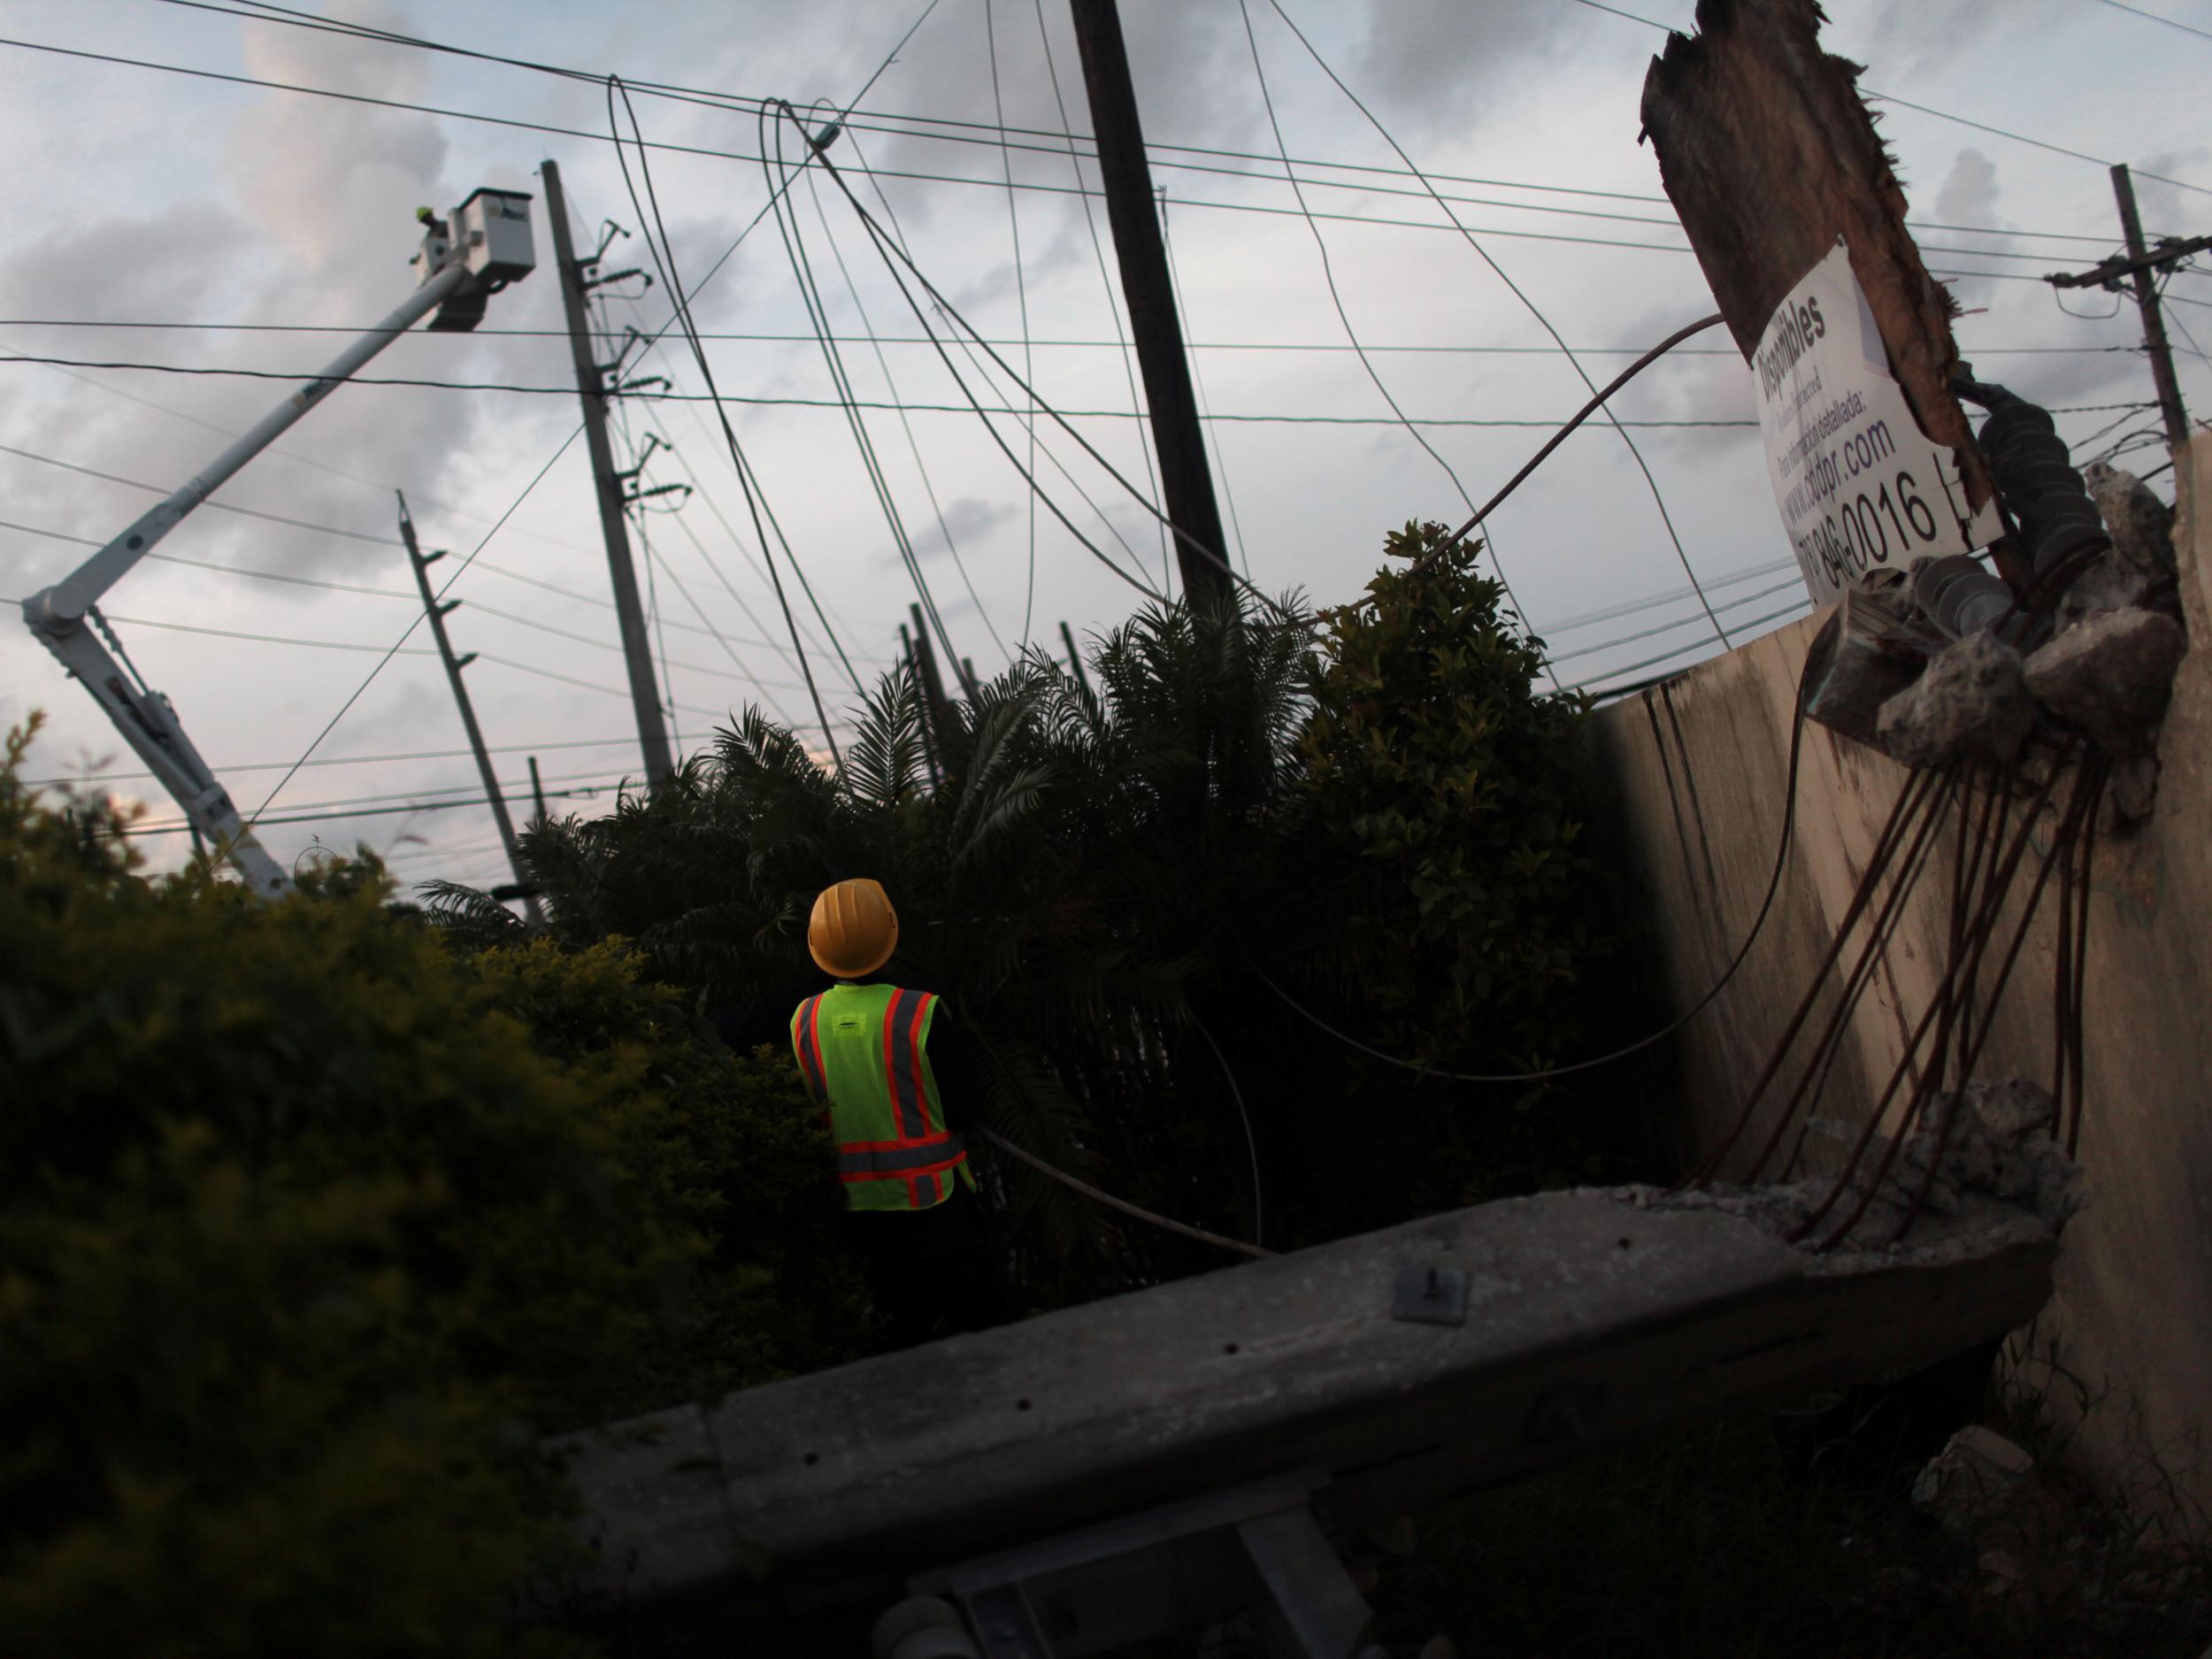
[792,878,1002,1347]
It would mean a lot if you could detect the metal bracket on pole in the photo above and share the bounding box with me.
[580,265,651,296]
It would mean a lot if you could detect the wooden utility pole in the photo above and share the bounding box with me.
[1640,0,2016,586]
[527,755,549,829]
[2105,166,2198,453]
[1067,0,1231,605]
[396,492,543,926]
[541,159,675,785]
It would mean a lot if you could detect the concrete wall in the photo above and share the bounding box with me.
[1588,437,2212,1510]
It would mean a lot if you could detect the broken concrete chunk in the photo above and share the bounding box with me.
[2023,606,2186,756]
[1912,1425,2036,1532]
[2056,546,2167,628]
[1877,631,2034,768]
[1968,1077,2056,1141]
[2085,460,2177,574]
[1806,592,1926,745]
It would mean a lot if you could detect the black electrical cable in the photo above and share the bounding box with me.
[794,144,1014,664]
[1253,640,1820,1084]
[803,125,1175,606]
[607,78,846,764]
[1259,0,1730,654]
[979,3,1041,643]
[148,0,2151,248]
[0,33,2078,277]
[758,103,968,680]
[1434,312,1730,549]
[0,319,2138,356]
[657,391,868,686]
[801,120,1295,613]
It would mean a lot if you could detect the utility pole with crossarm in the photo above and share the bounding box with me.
[2046,165,2209,457]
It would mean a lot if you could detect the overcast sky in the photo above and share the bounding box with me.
[4,0,2208,895]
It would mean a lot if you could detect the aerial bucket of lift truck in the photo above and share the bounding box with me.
[413,187,536,333]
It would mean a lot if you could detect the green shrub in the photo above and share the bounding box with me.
[0,718,864,1656]
[1300,523,1614,1199]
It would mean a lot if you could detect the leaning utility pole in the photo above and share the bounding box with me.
[541,159,674,785]
[397,492,543,926]
[1640,0,2016,588]
[1067,0,1231,605]
[2047,166,2208,456]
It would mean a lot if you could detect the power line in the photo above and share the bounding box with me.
[21,732,667,790]
[609,76,853,763]
[983,0,1040,643]
[240,430,584,826]
[757,103,969,677]
[797,155,1010,661]
[1,319,2147,355]
[140,0,2142,249]
[104,780,626,840]
[2091,0,2212,44]
[1259,0,1729,650]
[1549,575,1808,664]
[0,33,2087,276]
[5,362,2154,428]
[1546,555,1797,634]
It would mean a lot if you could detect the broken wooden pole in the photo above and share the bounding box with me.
[557,1165,2062,1618]
[1639,0,2017,588]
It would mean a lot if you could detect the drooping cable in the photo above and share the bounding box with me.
[1232,0,1566,684]
[757,104,966,680]
[982,0,1041,641]
[608,78,844,765]
[1259,0,1731,654]
[795,144,1012,663]
[1253,641,1818,1084]
[823,123,1171,595]
[803,126,1176,606]
[799,118,1291,614]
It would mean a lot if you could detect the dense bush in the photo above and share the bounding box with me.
[0,718,864,1656]
[472,523,1620,1280]
[1302,521,1613,1200]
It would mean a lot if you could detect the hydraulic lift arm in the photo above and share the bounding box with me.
[19,188,536,895]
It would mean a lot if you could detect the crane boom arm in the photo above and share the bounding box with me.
[18,188,535,895]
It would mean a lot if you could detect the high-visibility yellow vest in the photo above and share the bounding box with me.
[791,982,973,1212]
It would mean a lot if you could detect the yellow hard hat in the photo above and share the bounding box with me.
[808,878,899,979]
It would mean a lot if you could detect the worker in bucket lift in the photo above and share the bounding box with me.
[792,878,1006,1349]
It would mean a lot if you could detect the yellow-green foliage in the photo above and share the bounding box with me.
[0,719,864,1655]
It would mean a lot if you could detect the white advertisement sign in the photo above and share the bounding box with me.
[1755,239,2001,605]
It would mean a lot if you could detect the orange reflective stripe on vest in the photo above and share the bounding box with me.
[791,981,970,1212]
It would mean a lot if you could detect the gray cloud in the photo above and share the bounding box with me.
[1933,148,1999,228]
[1350,0,1570,122]
[913,493,1018,559]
